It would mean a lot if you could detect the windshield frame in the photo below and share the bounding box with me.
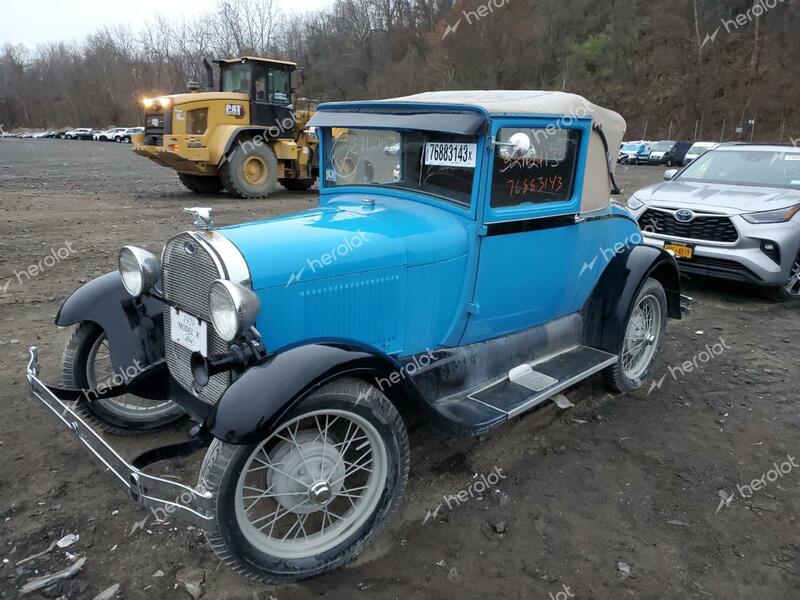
[677,148,800,189]
[318,125,485,217]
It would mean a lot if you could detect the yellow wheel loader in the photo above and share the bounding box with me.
[133,56,319,198]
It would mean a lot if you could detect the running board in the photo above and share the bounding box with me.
[429,346,617,433]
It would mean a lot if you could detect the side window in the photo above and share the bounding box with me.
[253,66,268,102]
[491,127,581,208]
[268,68,290,105]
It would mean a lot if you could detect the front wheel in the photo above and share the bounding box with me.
[198,378,410,583]
[604,277,668,393]
[220,142,279,199]
[61,323,185,435]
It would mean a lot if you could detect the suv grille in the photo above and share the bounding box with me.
[639,209,739,243]
[162,233,229,404]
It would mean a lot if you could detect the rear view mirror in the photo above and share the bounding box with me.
[663,169,678,181]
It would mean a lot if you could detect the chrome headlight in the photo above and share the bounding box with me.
[118,246,160,297]
[209,280,260,342]
[741,204,800,224]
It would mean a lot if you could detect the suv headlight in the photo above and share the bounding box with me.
[209,280,260,342]
[118,246,160,297]
[627,196,645,210]
[742,205,800,224]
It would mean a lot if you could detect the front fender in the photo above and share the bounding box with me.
[56,272,165,376]
[582,244,682,355]
[207,340,427,445]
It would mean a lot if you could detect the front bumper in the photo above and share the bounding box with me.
[25,347,215,530]
[132,144,214,175]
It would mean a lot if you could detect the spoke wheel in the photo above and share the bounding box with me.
[85,333,177,422]
[62,323,184,435]
[199,378,409,583]
[604,277,668,393]
[620,294,662,381]
[234,410,387,559]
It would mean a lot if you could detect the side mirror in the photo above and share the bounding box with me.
[663,168,678,181]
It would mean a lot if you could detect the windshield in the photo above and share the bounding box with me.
[679,149,800,188]
[652,141,675,151]
[687,143,713,155]
[622,144,638,152]
[323,128,478,206]
[222,64,251,93]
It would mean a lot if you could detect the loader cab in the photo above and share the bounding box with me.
[216,56,297,138]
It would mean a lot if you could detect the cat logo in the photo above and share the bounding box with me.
[225,104,245,119]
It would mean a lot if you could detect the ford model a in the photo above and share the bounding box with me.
[26,91,686,582]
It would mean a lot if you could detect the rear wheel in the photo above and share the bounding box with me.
[178,173,224,194]
[220,142,279,199]
[279,177,317,192]
[198,378,409,583]
[604,278,668,393]
[62,323,184,435]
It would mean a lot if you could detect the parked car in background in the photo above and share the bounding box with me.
[116,127,143,143]
[648,141,691,167]
[628,143,800,301]
[683,141,718,165]
[65,128,94,140]
[618,142,651,164]
[26,90,685,583]
[94,127,128,141]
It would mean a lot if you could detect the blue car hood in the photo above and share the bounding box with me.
[220,196,470,289]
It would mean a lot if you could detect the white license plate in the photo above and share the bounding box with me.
[169,307,208,356]
[424,142,477,168]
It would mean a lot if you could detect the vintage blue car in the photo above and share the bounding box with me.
[26,91,686,583]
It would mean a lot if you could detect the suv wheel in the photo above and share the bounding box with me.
[220,142,278,199]
[198,378,409,583]
[766,251,800,302]
[62,323,185,435]
[604,278,668,393]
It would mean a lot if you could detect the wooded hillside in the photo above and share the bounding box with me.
[1,0,798,142]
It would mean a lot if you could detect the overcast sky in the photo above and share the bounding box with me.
[1,0,333,47]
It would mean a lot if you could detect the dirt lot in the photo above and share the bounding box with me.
[0,139,798,600]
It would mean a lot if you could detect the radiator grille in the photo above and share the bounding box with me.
[162,233,230,404]
[639,209,739,243]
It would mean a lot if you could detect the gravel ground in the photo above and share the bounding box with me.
[0,139,798,600]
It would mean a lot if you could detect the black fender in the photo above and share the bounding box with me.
[56,272,166,377]
[582,244,682,355]
[206,339,428,445]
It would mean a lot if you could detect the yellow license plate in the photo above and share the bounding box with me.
[665,243,693,259]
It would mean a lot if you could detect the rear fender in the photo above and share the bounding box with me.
[583,244,681,355]
[207,340,428,445]
[56,272,165,377]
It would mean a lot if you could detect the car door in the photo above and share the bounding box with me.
[461,117,596,344]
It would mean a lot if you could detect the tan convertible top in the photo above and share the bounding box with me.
[385,91,627,212]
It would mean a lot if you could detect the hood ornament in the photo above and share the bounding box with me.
[184,207,214,231]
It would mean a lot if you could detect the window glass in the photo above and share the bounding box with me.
[221,64,251,93]
[680,150,800,188]
[324,128,477,206]
[491,128,581,208]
